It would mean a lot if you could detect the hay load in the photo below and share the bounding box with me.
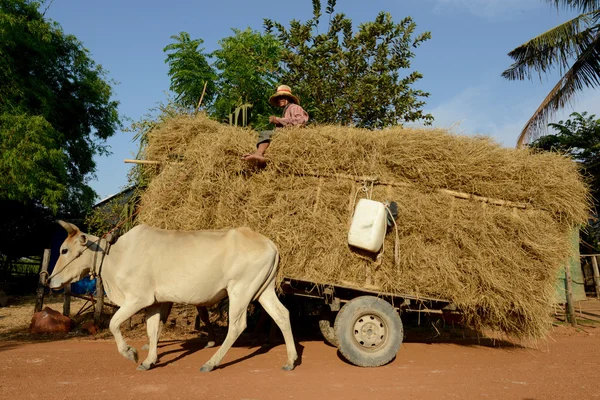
[138,115,589,339]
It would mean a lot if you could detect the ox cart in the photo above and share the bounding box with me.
[278,276,453,368]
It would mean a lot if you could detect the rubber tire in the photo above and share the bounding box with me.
[318,313,339,347]
[334,296,403,367]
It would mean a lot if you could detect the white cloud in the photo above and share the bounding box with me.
[415,83,528,146]
[431,0,542,18]
[415,85,600,148]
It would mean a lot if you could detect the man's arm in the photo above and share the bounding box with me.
[275,104,309,127]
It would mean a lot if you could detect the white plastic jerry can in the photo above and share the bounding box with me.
[348,199,388,253]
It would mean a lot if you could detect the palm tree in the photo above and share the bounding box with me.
[502,1,600,147]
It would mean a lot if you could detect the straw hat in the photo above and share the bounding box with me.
[269,85,300,107]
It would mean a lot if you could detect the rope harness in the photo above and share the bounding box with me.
[89,236,112,280]
[46,234,114,284]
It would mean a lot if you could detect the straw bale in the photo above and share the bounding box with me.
[138,115,589,339]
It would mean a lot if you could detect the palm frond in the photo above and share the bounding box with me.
[516,34,600,147]
[503,13,597,81]
[545,0,600,13]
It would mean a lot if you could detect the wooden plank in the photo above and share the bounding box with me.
[34,249,51,314]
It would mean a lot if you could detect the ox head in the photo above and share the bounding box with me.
[48,220,95,290]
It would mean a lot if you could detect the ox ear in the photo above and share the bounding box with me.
[79,234,87,246]
[57,220,79,237]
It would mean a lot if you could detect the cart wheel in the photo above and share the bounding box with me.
[334,296,403,367]
[318,311,338,347]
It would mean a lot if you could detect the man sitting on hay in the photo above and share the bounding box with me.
[242,85,309,163]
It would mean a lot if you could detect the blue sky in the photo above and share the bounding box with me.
[45,0,599,201]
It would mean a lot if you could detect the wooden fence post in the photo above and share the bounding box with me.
[34,249,51,314]
[94,276,104,325]
[592,256,600,299]
[63,284,71,317]
[564,265,577,327]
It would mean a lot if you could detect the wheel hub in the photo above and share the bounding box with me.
[353,314,386,349]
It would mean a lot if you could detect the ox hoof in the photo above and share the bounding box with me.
[200,364,215,373]
[281,363,295,371]
[124,346,138,363]
[204,341,216,349]
[136,363,152,371]
[141,344,149,351]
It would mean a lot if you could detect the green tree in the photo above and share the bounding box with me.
[264,0,433,129]
[533,111,600,196]
[0,0,120,215]
[503,0,600,147]
[531,111,600,248]
[212,28,283,129]
[163,32,217,110]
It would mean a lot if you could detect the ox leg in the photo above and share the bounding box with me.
[258,286,298,371]
[142,302,172,351]
[200,297,249,372]
[138,304,162,371]
[196,306,216,348]
[109,302,148,364]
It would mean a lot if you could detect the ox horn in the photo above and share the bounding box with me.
[57,220,78,237]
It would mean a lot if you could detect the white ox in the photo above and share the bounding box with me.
[48,221,297,372]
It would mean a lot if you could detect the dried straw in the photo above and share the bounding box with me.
[138,115,589,339]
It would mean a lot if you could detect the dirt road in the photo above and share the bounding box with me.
[1,326,599,400]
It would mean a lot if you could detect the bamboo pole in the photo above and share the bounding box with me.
[592,256,600,299]
[125,161,530,210]
[564,265,577,327]
[124,159,161,165]
[438,189,527,209]
[195,81,208,116]
[34,249,51,314]
[297,172,529,209]
[63,284,71,317]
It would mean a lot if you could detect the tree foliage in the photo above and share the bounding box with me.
[533,111,600,195]
[0,0,120,215]
[211,28,283,129]
[163,32,217,110]
[0,114,67,210]
[503,0,600,146]
[531,111,600,248]
[264,0,433,128]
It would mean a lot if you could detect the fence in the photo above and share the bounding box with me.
[580,254,600,299]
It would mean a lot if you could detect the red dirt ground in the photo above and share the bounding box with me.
[1,325,599,400]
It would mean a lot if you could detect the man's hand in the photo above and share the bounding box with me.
[268,116,278,124]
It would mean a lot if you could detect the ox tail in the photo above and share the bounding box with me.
[252,242,280,302]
